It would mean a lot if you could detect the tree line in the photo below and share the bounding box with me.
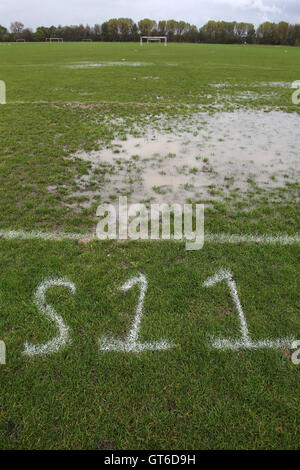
[1,19,300,46]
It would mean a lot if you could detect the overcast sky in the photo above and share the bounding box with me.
[0,0,299,30]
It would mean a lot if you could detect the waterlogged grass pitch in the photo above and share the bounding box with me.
[0,42,299,450]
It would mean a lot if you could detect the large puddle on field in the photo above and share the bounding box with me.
[71,110,300,206]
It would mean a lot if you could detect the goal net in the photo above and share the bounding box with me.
[140,36,167,46]
[46,38,64,43]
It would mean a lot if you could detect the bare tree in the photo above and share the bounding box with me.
[10,21,24,34]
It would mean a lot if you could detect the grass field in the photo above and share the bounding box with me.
[0,42,299,450]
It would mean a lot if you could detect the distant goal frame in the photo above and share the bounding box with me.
[140,36,167,46]
[46,38,64,43]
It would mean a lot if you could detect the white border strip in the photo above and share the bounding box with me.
[0,229,299,245]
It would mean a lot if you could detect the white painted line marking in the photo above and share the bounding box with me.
[205,232,300,245]
[99,274,174,352]
[0,229,299,245]
[0,230,86,241]
[204,268,294,351]
[23,278,76,357]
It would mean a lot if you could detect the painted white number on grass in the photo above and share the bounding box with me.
[203,268,294,351]
[24,279,76,357]
[99,274,174,352]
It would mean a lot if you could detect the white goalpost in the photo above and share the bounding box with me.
[140,36,167,46]
[46,38,64,43]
